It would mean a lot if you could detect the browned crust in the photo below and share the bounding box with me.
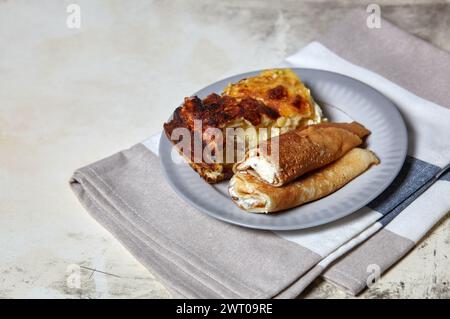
[165,94,280,131]
[224,70,316,117]
[163,93,282,183]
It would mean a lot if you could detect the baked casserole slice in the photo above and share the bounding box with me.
[163,68,324,183]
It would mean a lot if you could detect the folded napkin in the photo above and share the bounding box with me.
[70,10,450,298]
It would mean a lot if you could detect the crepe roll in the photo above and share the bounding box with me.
[229,148,379,213]
[234,122,371,186]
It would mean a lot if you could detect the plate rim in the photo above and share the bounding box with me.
[159,68,408,230]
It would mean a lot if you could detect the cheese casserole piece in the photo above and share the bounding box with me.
[163,68,324,183]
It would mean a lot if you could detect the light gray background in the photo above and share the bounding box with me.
[1,0,449,298]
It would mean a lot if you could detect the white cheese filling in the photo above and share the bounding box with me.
[241,157,278,184]
[229,179,265,210]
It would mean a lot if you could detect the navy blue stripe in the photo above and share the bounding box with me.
[378,177,434,226]
[441,169,450,182]
[368,156,440,215]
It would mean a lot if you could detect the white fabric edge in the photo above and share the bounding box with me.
[385,181,450,242]
[318,222,383,268]
[274,208,382,257]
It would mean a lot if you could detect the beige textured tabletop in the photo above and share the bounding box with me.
[1,0,449,298]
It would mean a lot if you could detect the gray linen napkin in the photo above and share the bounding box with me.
[71,10,450,298]
[71,145,320,298]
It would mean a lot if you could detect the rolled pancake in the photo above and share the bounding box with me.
[229,148,379,213]
[234,122,370,186]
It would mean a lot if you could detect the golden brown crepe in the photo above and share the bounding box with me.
[234,122,371,186]
[229,148,380,213]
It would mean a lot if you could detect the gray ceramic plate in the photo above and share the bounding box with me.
[159,68,407,230]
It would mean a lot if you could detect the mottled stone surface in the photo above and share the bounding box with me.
[0,0,449,298]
